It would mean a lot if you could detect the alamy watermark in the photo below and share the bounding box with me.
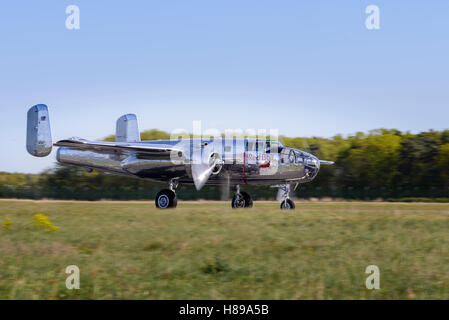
[167,120,280,172]
[365,265,380,290]
[64,5,379,31]
[65,5,80,30]
[65,265,80,290]
[365,5,380,30]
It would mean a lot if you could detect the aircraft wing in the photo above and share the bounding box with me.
[54,137,183,157]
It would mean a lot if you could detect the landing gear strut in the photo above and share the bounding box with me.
[231,185,253,209]
[155,179,179,209]
[279,184,295,210]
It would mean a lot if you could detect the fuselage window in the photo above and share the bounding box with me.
[265,141,271,153]
[295,151,303,164]
[280,148,290,163]
[256,140,266,152]
[268,142,280,154]
[288,150,296,163]
[246,141,256,152]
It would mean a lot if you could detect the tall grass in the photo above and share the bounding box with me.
[1,200,449,299]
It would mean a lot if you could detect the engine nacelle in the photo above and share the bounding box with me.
[56,147,124,174]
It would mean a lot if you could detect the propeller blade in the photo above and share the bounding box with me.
[191,144,223,190]
[192,162,216,190]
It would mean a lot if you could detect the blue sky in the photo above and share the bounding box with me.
[1,1,448,173]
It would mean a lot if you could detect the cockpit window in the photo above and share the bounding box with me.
[295,151,304,164]
[288,150,296,163]
[280,148,290,163]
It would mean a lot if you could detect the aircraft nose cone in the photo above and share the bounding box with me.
[306,156,319,168]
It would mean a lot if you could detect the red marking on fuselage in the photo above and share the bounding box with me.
[257,161,270,174]
[258,161,270,169]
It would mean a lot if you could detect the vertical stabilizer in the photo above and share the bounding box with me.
[116,114,140,142]
[26,104,52,157]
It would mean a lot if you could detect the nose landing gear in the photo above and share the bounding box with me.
[155,180,179,209]
[278,184,295,210]
[231,185,253,209]
[280,198,295,210]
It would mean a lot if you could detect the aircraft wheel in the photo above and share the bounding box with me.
[280,199,295,210]
[155,189,177,209]
[231,192,252,209]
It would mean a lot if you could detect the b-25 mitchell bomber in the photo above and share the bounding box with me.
[26,104,333,209]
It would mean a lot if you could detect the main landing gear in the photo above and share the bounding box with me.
[155,180,178,209]
[231,185,253,209]
[279,184,295,210]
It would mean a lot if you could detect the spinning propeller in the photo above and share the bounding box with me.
[191,143,224,190]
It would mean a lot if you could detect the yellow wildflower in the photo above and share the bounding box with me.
[2,217,13,229]
[33,214,59,233]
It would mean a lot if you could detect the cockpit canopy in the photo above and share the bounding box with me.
[244,139,318,167]
[245,139,283,153]
[279,147,318,167]
[279,148,305,164]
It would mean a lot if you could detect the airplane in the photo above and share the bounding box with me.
[26,104,334,209]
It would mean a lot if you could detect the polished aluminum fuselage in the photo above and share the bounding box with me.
[56,138,320,186]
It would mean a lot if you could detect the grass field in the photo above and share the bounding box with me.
[1,200,449,299]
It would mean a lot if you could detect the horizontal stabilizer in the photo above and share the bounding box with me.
[319,160,334,165]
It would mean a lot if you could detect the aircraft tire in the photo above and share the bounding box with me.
[280,198,295,210]
[231,192,252,209]
[155,189,177,209]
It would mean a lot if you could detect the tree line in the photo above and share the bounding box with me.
[1,128,449,201]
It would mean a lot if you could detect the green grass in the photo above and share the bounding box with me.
[1,200,449,299]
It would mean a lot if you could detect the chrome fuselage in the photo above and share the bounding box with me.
[56,138,320,186]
